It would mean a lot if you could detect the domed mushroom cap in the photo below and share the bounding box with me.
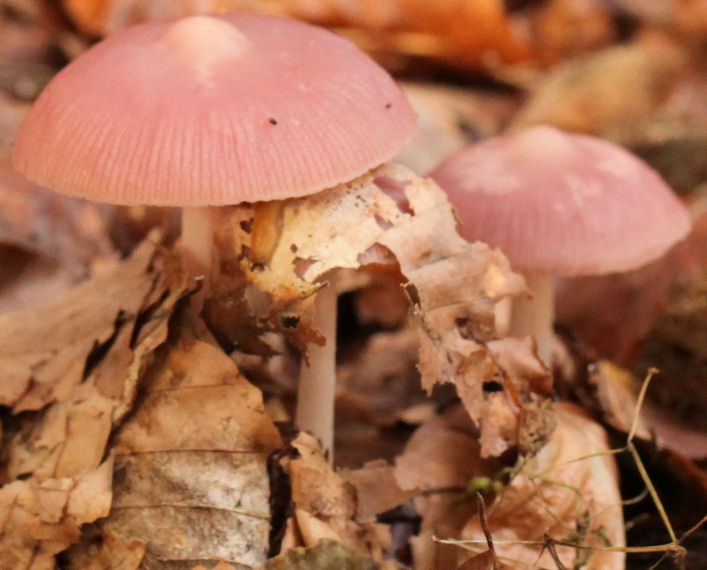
[430,126,691,276]
[13,14,416,206]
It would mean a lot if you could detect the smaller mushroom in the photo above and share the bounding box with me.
[429,125,691,366]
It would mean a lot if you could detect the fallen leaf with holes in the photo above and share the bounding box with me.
[0,457,113,569]
[208,163,543,457]
[461,402,625,570]
[285,432,391,562]
[65,335,283,569]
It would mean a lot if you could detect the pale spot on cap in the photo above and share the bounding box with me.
[159,16,251,85]
[430,126,691,276]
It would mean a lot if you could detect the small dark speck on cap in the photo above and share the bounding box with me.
[268,117,278,125]
[385,102,392,109]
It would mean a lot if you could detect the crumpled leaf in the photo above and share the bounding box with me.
[0,236,161,412]
[285,433,391,562]
[0,457,113,570]
[4,241,187,482]
[208,163,542,457]
[461,402,625,570]
[0,237,188,567]
[74,335,283,569]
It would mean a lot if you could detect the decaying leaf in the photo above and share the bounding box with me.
[208,163,544,457]
[0,457,113,569]
[74,335,283,569]
[284,433,392,563]
[0,236,188,566]
[0,237,162,412]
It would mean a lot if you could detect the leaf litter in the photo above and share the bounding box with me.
[0,159,560,567]
[208,163,548,457]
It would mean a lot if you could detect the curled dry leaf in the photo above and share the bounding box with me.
[461,402,625,570]
[0,457,113,570]
[285,433,392,563]
[0,237,163,412]
[208,163,541,457]
[72,336,283,569]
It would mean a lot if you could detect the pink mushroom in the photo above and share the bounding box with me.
[430,125,691,366]
[12,13,416,455]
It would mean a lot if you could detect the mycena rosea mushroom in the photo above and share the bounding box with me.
[12,13,416,454]
[430,125,691,366]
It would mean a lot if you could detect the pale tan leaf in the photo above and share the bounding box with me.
[287,433,391,562]
[4,241,187,482]
[461,402,625,570]
[83,336,283,569]
[0,458,113,569]
[0,238,159,412]
[209,164,539,456]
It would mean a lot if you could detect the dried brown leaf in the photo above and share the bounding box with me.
[394,407,497,569]
[78,336,283,569]
[340,460,416,523]
[3,238,186,484]
[66,527,146,570]
[0,238,159,412]
[286,433,391,562]
[209,164,538,456]
[0,457,113,569]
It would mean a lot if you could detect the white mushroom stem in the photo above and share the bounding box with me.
[510,273,555,367]
[296,277,338,462]
[181,206,217,308]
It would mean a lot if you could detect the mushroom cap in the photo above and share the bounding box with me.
[429,126,691,276]
[12,14,416,206]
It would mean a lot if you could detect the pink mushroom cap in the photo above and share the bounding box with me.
[12,13,416,206]
[429,126,691,276]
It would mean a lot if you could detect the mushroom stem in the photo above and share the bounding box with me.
[510,273,554,367]
[181,206,217,307]
[296,276,338,461]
